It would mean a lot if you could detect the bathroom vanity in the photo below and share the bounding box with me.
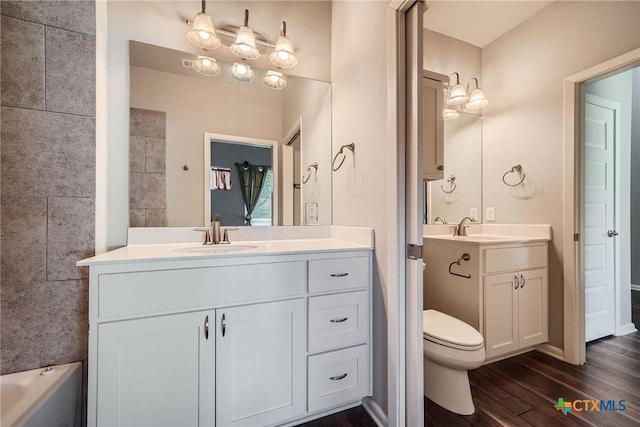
[423,225,551,362]
[79,227,373,427]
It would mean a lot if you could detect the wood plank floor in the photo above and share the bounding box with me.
[298,291,640,427]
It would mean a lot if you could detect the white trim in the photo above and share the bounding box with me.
[362,397,388,427]
[616,323,638,336]
[563,48,640,365]
[203,133,279,227]
[95,0,108,253]
[632,285,640,292]
[535,344,565,362]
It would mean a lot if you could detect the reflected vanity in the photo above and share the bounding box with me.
[425,111,482,224]
[129,41,332,228]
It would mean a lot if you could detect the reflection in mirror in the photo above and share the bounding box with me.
[425,111,482,224]
[128,41,332,227]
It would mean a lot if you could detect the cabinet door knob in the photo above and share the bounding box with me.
[221,313,226,337]
[607,230,619,237]
[330,273,349,278]
[514,275,519,290]
[204,315,209,340]
[330,317,348,323]
[437,165,444,171]
[329,373,348,381]
[520,274,525,289]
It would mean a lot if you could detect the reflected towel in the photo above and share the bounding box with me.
[211,170,232,190]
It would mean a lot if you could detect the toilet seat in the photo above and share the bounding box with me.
[423,309,484,351]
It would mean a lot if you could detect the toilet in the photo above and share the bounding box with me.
[423,309,486,415]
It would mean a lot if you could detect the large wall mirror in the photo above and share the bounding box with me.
[425,111,483,224]
[129,41,332,227]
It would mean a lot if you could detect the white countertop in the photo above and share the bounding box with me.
[78,226,374,266]
[422,223,552,244]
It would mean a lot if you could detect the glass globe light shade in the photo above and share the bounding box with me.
[229,63,255,83]
[230,10,260,60]
[269,26,297,69]
[187,13,221,50]
[465,88,489,109]
[443,108,460,120]
[192,56,221,76]
[446,83,469,106]
[262,70,287,89]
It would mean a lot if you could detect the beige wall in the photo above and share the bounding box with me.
[130,66,283,226]
[104,1,331,247]
[331,0,390,414]
[481,1,640,347]
[423,28,481,82]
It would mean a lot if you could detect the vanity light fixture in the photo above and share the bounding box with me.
[269,22,298,69]
[186,0,221,50]
[464,78,489,110]
[446,72,469,106]
[262,70,287,89]
[230,10,260,60]
[229,62,255,83]
[192,56,221,76]
[443,108,460,121]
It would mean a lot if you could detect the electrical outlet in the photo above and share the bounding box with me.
[470,208,478,221]
[486,207,495,222]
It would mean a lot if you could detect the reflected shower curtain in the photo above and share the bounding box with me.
[236,162,270,225]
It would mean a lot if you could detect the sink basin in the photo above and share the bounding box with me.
[171,244,257,255]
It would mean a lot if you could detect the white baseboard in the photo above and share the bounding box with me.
[631,284,640,292]
[536,343,565,361]
[616,323,638,336]
[362,397,387,427]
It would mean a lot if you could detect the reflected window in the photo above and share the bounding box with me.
[248,170,273,226]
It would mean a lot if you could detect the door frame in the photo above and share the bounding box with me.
[563,48,640,365]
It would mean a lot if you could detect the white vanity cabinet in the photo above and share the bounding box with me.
[85,249,372,427]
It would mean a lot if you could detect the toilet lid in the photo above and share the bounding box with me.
[423,310,484,348]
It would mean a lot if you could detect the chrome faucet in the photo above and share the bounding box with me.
[434,216,448,224]
[454,216,475,237]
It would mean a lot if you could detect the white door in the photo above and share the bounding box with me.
[518,269,549,348]
[97,310,215,427]
[484,273,518,359]
[216,299,305,426]
[584,94,616,342]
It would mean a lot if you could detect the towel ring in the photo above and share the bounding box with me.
[332,143,355,171]
[441,175,456,193]
[448,253,471,279]
[302,162,318,184]
[502,164,526,187]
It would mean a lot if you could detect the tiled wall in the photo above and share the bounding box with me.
[1,1,95,375]
[129,108,166,227]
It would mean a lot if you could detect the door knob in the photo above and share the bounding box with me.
[607,230,619,237]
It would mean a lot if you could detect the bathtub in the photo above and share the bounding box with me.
[0,362,82,427]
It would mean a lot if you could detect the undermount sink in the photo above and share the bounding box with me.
[171,244,258,255]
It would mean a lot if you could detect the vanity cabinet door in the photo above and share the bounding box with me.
[518,268,548,348]
[216,299,305,426]
[422,75,445,181]
[96,310,215,427]
[484,273,519,358]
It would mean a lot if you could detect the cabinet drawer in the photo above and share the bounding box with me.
[483,245,547,274]
[308,345,369,412]
[98,261,306,319]
[308,291,368,352]
[308,256,369,293]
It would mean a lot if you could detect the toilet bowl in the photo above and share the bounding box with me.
[423,309,485,415]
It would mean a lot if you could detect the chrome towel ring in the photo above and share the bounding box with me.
[302,162,318,184]
[502,164,526,186]
[441,175,456,193]
[332,143,355,171]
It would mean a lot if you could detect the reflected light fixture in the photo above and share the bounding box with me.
[186,0,221,50]
[192,56,221,76]
[446,72,469,106]
[269,22,297,69]
[443,108,460,121]
[230,9,260,60]
[262,70,287,89]
[229,62,255,83]
[464,77,489,109]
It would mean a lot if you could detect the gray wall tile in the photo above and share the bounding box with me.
[0,197,47,285]
[130,208,145,227]
[145,137,166,173]
[0,280,88,374]
[145,209,167,227]
[1,107,95,197]
[45,26,95,116]
[47,197,94,281]
[130,108,166,138]
[0,1,96,36]
[0,16,45,109]
[130,172,166,209]
[130,136,145,173]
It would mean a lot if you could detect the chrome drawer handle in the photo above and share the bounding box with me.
[520,274,525,288]
[204,315,209,340]
[330,273,349,278]
[221,313,226,337]
[330,317,348,323]
[329,373,348,381]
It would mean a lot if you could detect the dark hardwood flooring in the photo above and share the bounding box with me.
[299,291,640,427]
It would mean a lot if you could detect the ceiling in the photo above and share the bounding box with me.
[423,1,554,48]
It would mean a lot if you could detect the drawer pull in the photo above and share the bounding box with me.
[330,273,349,278]
[329,373,348,381]
[330,317,348,323]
